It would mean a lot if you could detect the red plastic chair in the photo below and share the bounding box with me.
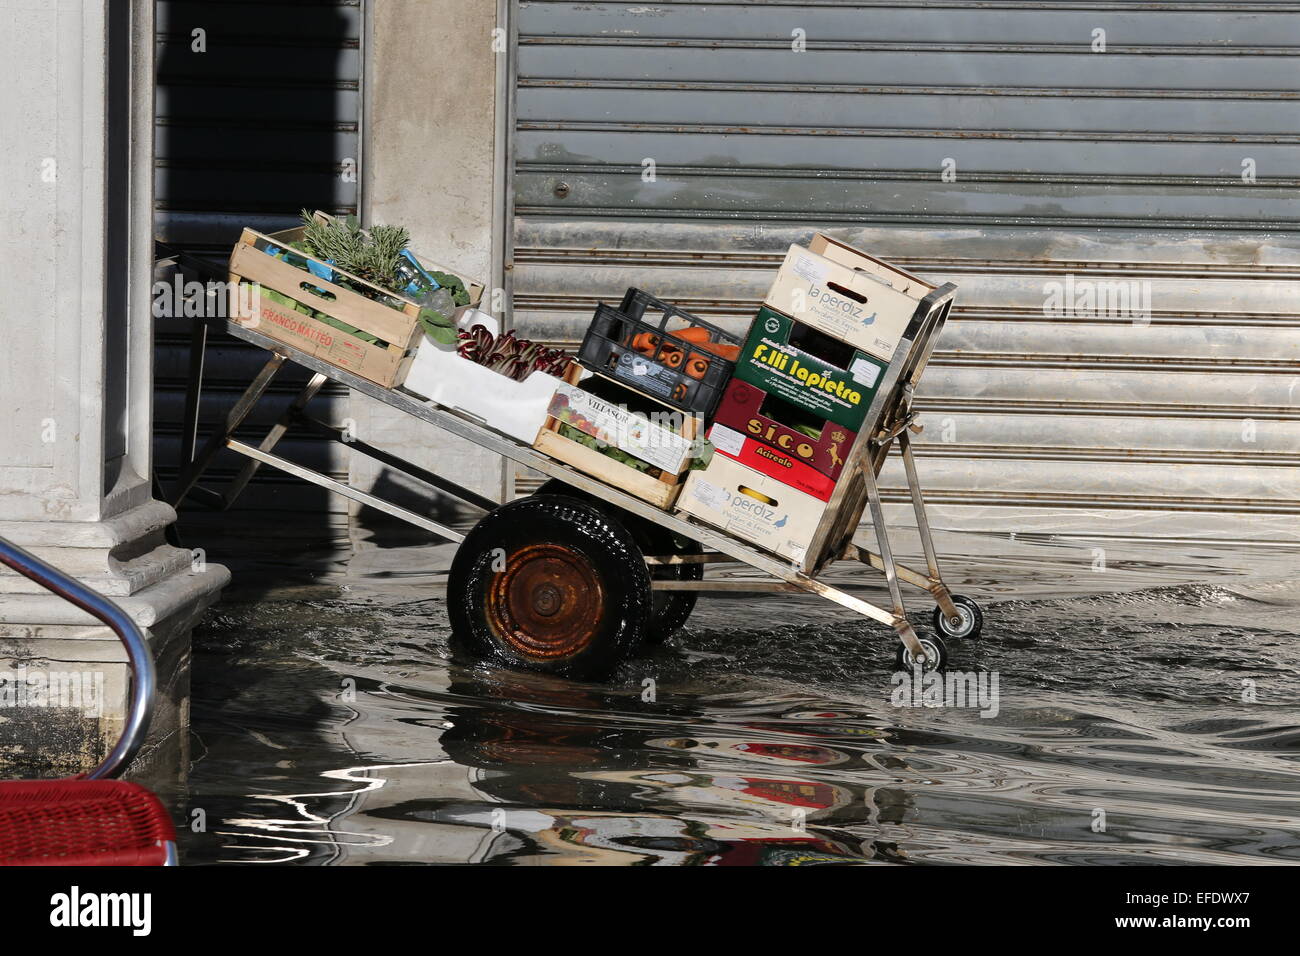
[0,781,176,866]
[0,537,177,866]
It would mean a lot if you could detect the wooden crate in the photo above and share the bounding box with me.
[229,284,420,388]
[227,213,483,389]
[533,375,701,510]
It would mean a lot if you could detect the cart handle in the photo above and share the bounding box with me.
[0,535,155,780]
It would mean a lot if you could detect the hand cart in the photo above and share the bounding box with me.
[168,256,981,678]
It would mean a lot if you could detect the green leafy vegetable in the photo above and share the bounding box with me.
[417,307,459,345]
[427,270,470,307]
[557,424,658,474]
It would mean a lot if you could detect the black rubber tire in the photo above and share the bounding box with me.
[448,495,652,679]
[638,525,702,643]
[894,633,949,672]
[931,594,983,642]
[532,480,700,641]
[533,478,591,504]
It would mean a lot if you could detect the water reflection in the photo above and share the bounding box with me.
[181,572,1300,866]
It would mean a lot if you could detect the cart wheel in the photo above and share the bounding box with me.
[448,495,652,678]
[894,633,948,672]
[533,480,700,642]
[640,526,703,643]
[931,595,983,641]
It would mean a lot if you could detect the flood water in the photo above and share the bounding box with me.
[179,521,1300,865]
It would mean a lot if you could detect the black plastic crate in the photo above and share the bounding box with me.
[578,289,741,418]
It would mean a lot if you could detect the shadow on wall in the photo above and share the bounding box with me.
[153,1,364,597]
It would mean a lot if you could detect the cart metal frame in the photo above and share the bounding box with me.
[170,281,962,665]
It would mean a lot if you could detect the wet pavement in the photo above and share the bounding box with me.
[177,513,1300,865]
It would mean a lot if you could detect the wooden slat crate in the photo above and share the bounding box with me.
[227,213,483,389]
[533,374,702,510]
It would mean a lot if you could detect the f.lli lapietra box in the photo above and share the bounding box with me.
[733,307,888,433]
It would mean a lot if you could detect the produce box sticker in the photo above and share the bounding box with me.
[690,477,733,513]
[708,423,746,458]
[734,309,886,431]
[850,358,882,388]
[611,351,680,402]
[548,383,693,473]
[792,252,829,285]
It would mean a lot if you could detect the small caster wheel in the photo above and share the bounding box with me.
[895,633,948,672]
[932,594,983,641]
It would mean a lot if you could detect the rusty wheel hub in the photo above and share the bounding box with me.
[486,543,604,661]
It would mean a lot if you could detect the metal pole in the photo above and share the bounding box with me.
[0,537,155,780]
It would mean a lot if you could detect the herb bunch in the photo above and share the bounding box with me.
[298,210,411,293]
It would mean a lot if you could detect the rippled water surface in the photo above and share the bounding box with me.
[180,526,1300,865]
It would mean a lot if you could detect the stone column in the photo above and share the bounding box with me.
[0,0,227,782]
[348,0,509,531]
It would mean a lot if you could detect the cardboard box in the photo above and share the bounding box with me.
[402,309,582,444]
[678,455,830,565]
[765,241,926,360]
[705,424,836,501]
[807,233,936,300]
[709,378,859,502]
[711,378,856,483]
[733,307,888,432]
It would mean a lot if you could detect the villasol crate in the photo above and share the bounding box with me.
[765,234,936,362]
[534,377,703,509]
[734,306,888,432]
[228,213,483,389]
[706,378,857,502]
[678,453,865,569]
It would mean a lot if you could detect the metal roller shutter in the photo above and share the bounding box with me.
[152,0,364,513]
[510,0,1300,542]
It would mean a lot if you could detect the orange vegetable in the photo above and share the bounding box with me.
[685,353,711,380]
[630,332,660,355]
[669,325,712,344]
[697,341,740,361]
[662,347,685,369]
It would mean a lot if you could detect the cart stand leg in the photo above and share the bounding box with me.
[859,459,907,620]
[220,372,329,510]
[843,544,960,623]
[897,431,961,625]
[226,439,467,543]
[789,576,926,660]
[842,545,935,591]
[178,318,208,473]
[170,352,286,507]
[857,458,930,663]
